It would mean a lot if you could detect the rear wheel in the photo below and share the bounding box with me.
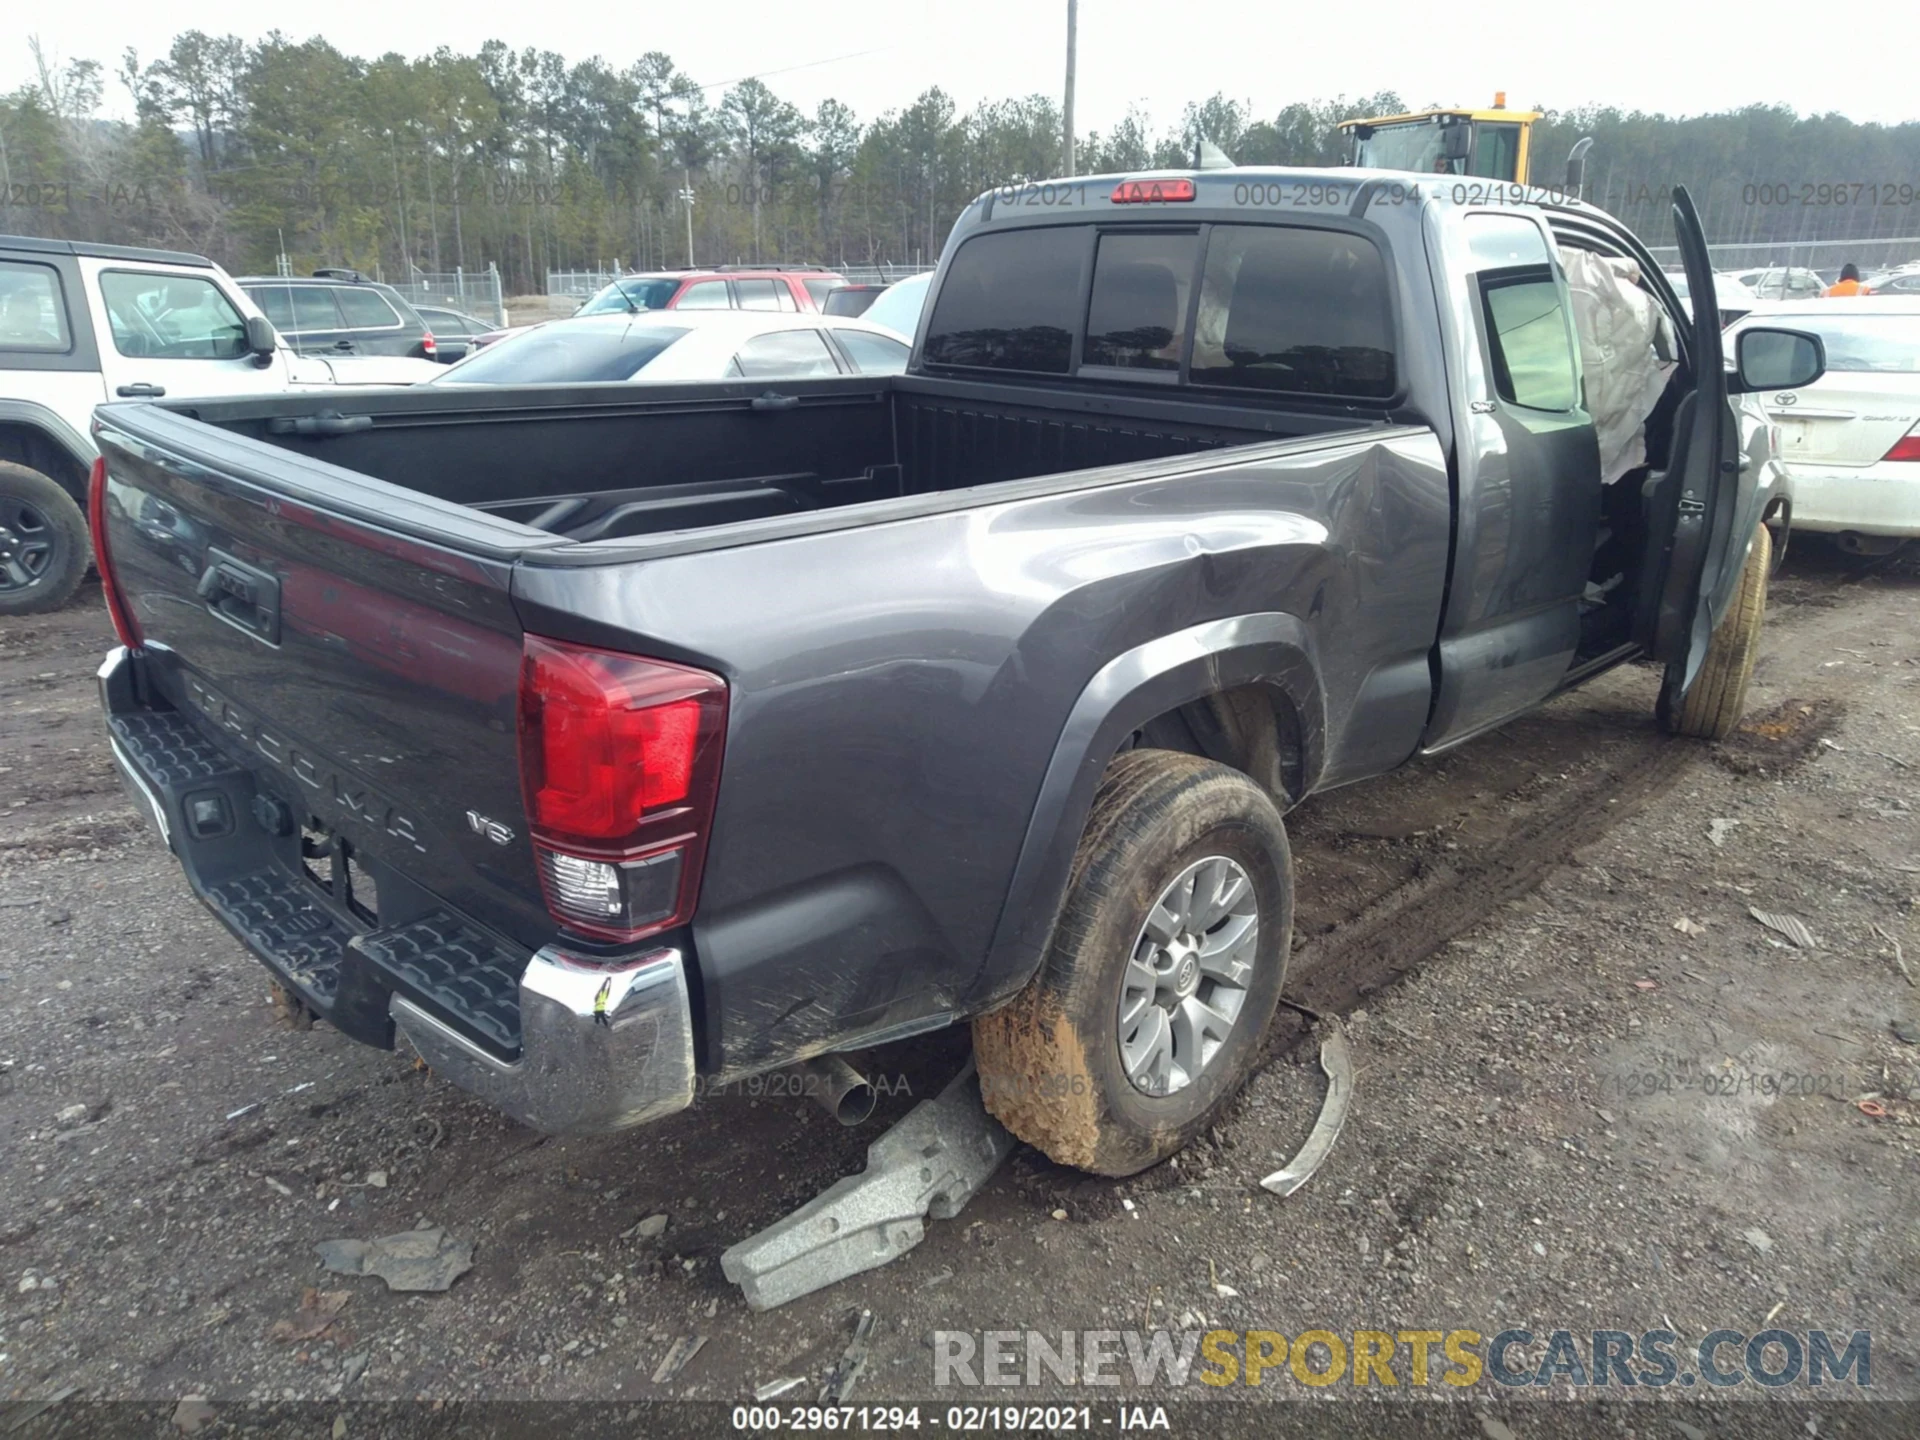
[972,749,1292,1176]
[0,461,88,616]
[1659,523,1771,741]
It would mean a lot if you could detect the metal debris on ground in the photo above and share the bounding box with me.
[314,1225,473,1292]
[819,1309,876,1403]
[754,1377,807,1402]
[1870,923,1914,987]
[719,1061,1014,1311]
[650,1334,707,1385]
[1260,1021,1354,1197]
[1748,907,1818,950]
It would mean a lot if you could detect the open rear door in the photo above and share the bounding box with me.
[1634,185,1736,693]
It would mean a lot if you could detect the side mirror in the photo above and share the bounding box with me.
[1733,327,1825,392]
[244,314,278,368]
[1565,137,1594,199]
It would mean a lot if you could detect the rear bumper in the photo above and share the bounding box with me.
[98,645,697,1134]
[1783,464,1920,537]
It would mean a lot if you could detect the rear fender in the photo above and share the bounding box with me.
[969,613,1323,1011]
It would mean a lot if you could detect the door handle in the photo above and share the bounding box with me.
[115,383,166,398]
[751,391,800,412]
[332,339,356,352]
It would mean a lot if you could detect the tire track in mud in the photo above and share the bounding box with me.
[1273,557,1873,1031]
[1283,719,1690,1021]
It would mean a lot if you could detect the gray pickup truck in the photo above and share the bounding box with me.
[90,171,1822,1176]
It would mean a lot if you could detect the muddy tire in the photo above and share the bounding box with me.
[1660,523,1771,741]
[0,462,89,616]
[972,749,1292,1176]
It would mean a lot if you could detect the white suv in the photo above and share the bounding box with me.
[1,234,439,613]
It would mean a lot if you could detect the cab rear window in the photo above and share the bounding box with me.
[1189,226,1395,398]
[923,221,1396,399]
[921,227,1082,374]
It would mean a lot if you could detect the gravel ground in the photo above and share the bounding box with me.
[1,545,1917,1435]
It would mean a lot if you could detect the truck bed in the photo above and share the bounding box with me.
[162,374,1386,548]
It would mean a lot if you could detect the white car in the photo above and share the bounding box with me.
[1730,266,1828,302]
[1727,296,1920,553]
[1663,270,1759,322]
[1863,264,1920,296]
[431,311,912,385]
[860,271,935,343]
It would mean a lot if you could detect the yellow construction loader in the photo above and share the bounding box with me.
[1339,93,1545,182]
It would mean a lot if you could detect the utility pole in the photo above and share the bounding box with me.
[681,171,696,267]
[1063,0,1077,175]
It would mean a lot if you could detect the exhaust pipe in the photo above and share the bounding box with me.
[797,1055,876,1127]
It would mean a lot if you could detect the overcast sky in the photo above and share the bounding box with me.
[5,0,1915,131]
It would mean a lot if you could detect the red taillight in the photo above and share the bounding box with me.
[1884,428,1920,462]
[87,457,142,649]
[1111,177,1196,204]
[421,331,438,357]
[517,634,726,942]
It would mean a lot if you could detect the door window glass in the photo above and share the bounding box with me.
[677,280,731,309]
[99,271,249,359]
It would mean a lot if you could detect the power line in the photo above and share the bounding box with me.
[691,45,894,95]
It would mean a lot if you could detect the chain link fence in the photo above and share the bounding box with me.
[388,264,508,327]
[1644,235,1920,279]
[545,263,933,299]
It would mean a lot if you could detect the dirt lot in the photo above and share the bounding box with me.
[2,544,1917,1432]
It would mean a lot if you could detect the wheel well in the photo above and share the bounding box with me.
[1125,683,1307,809]
[0,424,88,506]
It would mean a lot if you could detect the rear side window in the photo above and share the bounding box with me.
[923,226,1084,374]
[804,278,840,306]
[730,329,842,378]
[833,328,910,374]
[1190,226,1395,397]
[677,280,731,310]
[1480,277,1579,410]
[1084,231,1198,372]
[335,287,402,328]
[0,260,72,353]
[257,285,345,333]
[734,279,784,312]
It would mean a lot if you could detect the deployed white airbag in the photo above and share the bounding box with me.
[1558,247,1676,484]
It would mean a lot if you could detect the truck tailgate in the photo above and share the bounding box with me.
[92,404,567,1041]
